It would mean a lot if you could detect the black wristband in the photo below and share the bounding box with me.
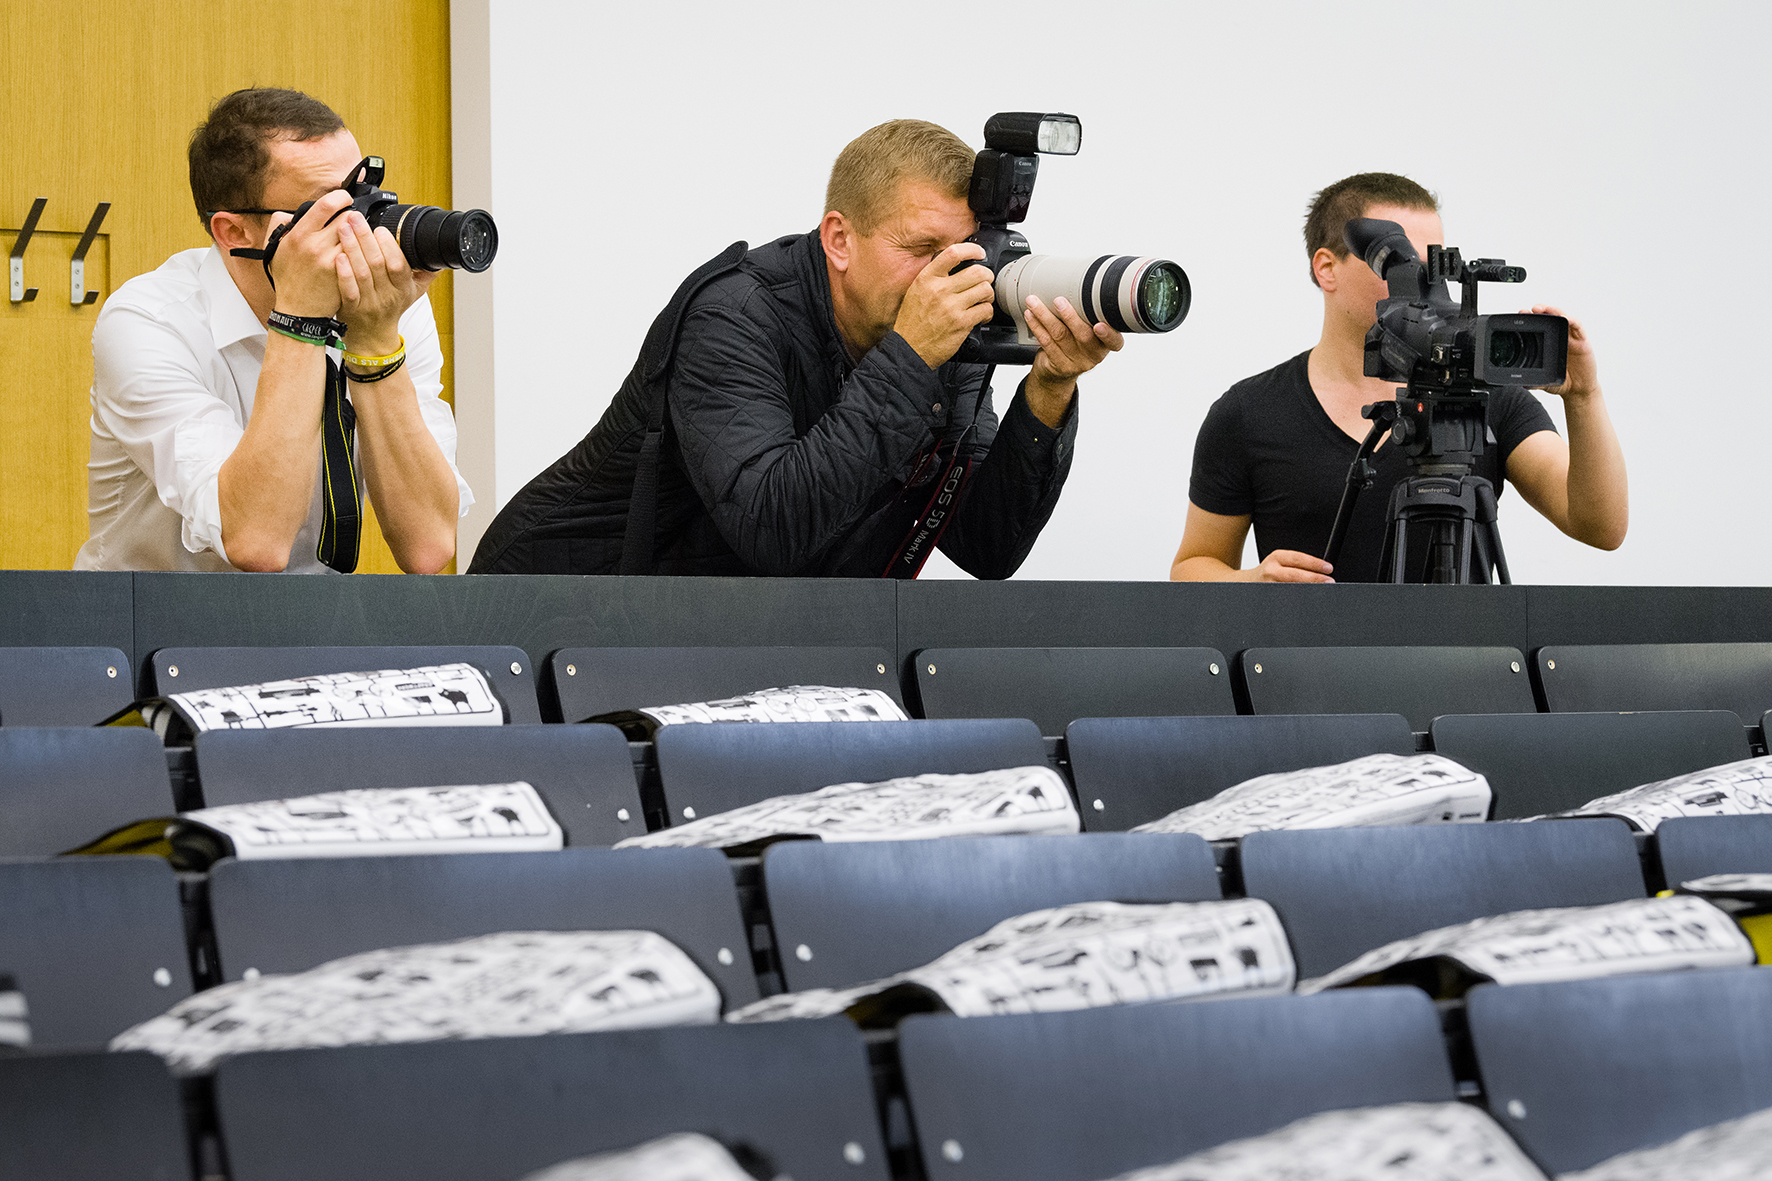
[268,311,347,347]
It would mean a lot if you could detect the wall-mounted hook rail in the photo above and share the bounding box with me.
[9,197,47,303]
[70,201,111,305]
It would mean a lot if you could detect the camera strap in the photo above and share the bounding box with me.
[315,358,362,573]
[619,241,749,576]
[878,364,992,579]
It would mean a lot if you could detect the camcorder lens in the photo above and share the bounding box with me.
[382,203,500,272]
[1138,262,1188,331]
[1488,330,1542,370]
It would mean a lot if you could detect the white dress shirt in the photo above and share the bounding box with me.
[75,246,473,572]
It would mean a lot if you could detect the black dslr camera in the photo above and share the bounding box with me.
[236,156,498,280]
[1323,219,1569,583]
[954,113,1189,364]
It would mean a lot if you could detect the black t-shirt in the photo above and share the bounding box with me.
[1189,350,1556,583]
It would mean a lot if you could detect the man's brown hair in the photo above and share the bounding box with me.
[825,119,975,235]
[1303,172,1438,286]
[188,88,345,235]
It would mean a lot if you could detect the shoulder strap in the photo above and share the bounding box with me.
[619,241,749,575]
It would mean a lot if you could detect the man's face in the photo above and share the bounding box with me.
[254,128,366,246]
[839,178,976,352]
[1329,202,1444,330]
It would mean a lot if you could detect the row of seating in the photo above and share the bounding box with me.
[9,812,1769,1050]
[0,707,1758,862]
[7,966,1770,1180]
[8,640,1772,733]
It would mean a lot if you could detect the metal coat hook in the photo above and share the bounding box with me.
[70,201,111,305]
[9,197,46,303]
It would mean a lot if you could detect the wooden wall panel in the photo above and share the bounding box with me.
[0,0,455,572]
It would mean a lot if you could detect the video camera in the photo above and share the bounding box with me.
[235,156,498,281]
[954,113,1190,365]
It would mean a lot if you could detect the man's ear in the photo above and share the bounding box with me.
[209,212,253,251]
[1311,246,1342,292]
[820,210,854,273]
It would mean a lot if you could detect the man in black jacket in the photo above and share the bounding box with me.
[469,119,1121,577]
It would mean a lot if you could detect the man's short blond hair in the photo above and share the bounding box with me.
[825,119,976,235]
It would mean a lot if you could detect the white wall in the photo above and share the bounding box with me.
[455,0,1771,584]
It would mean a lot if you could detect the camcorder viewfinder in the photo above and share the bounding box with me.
[955,113,1190,365]
[235,155,499,281]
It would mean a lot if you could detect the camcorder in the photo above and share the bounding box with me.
[1323,219,1569,584]
[235,155,498,280]
[954,113,1190,365]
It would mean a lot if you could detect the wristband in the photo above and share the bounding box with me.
[341,335,406,370]
[268,311,347,347]
[344,353,408,384]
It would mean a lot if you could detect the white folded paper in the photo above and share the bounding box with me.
[727,899,1294,1024]
[0,975,27,1049]
[149,662,504,736]
[634,685,907,727]
[1560,1104,1772,1181]
[1298,896,1754,994]
[1680,873,1772,899]
[184,782,563,859]
[111,930,720,1075]
[617,765,1078,851]
[519,1133,761,1181]
[1550,755,1772,832]
[1133,754,1490,841]
[1093,1102,1547,1181]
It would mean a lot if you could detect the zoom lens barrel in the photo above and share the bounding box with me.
[378,203,499,272]
[995,254,1191,337]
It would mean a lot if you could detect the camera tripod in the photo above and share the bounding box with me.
[1323,392,1512,585]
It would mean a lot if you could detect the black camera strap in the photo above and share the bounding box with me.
[879,364,992,579]
[315,358,362,573]
[619,241,749,576]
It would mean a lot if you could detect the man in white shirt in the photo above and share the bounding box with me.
[76,88,470,573]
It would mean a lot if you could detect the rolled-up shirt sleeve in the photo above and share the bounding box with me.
[91,302,245,562]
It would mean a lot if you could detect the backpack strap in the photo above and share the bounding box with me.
[619,241,749,575]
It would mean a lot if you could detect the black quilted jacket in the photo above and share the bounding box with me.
[468,231,1078,577]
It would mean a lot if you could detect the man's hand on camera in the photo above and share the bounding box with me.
[895,243,997,370]
[1524,305,1599,401]
[1023,294,1123,427]
[1253,550,1335,584]
[268,190,354,320]
[335,211,435,358]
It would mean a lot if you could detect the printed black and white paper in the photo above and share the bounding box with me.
[1093,1102,1547,1181]
[184,782,563,859]
[1551,755,1772,833]
[727,899,1294,1024]
[1679,873,1772,900]
[111,930,720,1075]
[1132,754,1490,841]
[1298,896,1754,994]
[0,975,27,1049]
[1560,1104,1772,1181]
[519,1133,761,1181]
[616,766,1078,850]
[153,662,503,734]
[637,685,907,726]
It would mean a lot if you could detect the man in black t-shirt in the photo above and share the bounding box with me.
[1171,173,1628,584]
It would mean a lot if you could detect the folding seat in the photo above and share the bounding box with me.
[898,986,1454,1181]
[1239,818,1647,979]
[1065,713,1414,831]
[0,728,176,856]
[653,717,1048,826]
[213,1019,888,1181]
[546,644,901,724]
[1656,814,1772,887]
[1236,645,1535,730]
[205,846,759,1008]
[1467,965,1772,1175]
[909,646,1235,736]
[0,857,193,1048]
[1532,641,1772,718]
[0,646,133,726]
[192,724,645,846]
[1430,709,1751,819]
[761,833,1221,991]
[146,644,544,723]
[0,1050,191,1181]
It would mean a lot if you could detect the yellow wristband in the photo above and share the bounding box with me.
[341,335,406,369]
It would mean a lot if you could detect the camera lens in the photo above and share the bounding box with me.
[384,203,500,272]
[1488,330,1542,370]
[1137,261,1190,331]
